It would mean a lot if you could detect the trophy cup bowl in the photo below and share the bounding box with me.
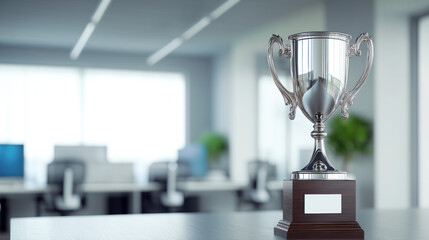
[268,31,373,239]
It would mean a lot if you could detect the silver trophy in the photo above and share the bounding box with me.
[267,31,373,180]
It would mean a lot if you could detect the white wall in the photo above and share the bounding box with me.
[374,0,429,209]
[375,0,410,209]
[212,49,231,136]
[213,1,326,183]
[418,15,429,207]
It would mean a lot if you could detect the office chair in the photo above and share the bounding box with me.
[237,160,277,210]
[148,161,190,209]
[42,159,86,215]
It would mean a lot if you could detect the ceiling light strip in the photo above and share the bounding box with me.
[210,0,240,20]
[92,0,111,23]
[70,23,96,60]
[147,0,240,66]
[147,38,184,66]
[70,0,111,60]
[182,17,211,40]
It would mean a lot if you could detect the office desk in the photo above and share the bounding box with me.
[82,182,161,193]
[178,180,283,193]
[0,180,281,195]
[11,209,429,240]
[178,181,246,193]
[82,182,163,214]
[0,184,46,195]
[0,184,47,232]
[0,182,163,231]
[1,181,282,232]
[0,182,162,195]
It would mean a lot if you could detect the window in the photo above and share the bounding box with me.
[83,69,186,183]
[0,65,186,184]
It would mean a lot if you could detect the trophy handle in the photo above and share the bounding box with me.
[340,33,374,120]
[267,34,297,120]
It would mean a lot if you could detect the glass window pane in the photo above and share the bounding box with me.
[0,65,81,183]
[0,65,27,143]
[0,65,186,184]
[83,69,186,165]
[25,66,81,183]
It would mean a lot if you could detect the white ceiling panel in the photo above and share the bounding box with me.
[0,0,315,56]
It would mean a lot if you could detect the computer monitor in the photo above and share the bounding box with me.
[178,144,207,178]
[54,145,107,163]
[0,144,24,180]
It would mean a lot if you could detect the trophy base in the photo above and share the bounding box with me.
[274,179,364,239]
[274,220,364,239]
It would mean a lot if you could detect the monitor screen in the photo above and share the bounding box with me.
[0,144,24,178]
[178,144,207,178]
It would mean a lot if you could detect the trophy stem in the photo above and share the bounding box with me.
[296,113,345,175]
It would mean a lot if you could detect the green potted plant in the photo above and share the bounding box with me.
[199,132,228,169]
[326,114,372,172]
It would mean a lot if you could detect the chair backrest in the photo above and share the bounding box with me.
[48,159,85,186]
[148,161,190,208]
[247,160,277,204]
[148,161,190,183]
[248,160,277,188]
[47,159,85,212]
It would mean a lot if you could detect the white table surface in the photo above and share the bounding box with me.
[11,209,429,240]
[11,211,284,240]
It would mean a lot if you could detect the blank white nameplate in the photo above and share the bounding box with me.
[304,194,342,214]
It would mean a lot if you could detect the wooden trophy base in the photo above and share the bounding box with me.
[274,180,364,239]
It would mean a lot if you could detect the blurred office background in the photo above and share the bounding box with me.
[0,0,429,238]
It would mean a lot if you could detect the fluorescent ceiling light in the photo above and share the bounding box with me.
[70,22,96,60]
[182,17,211,40]
[92,0,111,23]
[147,38,184,66]
[147,0,241,66]
[210,0,240,20]
[70,0,111,60]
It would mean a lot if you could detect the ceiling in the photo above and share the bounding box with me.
[0,0,314,57]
